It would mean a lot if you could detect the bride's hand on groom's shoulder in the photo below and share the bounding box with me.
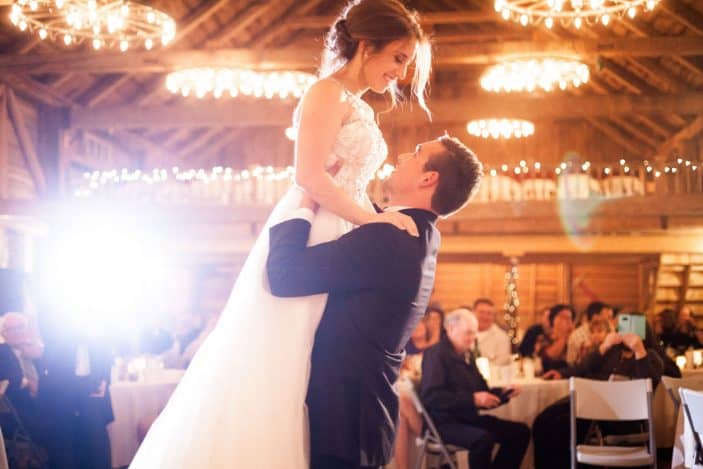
[300,191,319,212]
[363,211,419,237]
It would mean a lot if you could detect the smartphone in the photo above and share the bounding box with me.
[617,313,646,339]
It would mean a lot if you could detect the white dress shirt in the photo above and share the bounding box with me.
[477,323,512,365]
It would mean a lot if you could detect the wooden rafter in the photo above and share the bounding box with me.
[3,36,703,75]
[658,116,703,156]
[5,89,46,194]
[176,128,228,161]
[252,0,326,48]
[280,10,503,30]
[204,1,281,48]
[586,118,647,156]
[660,0,703,35]
[0,86,8,199]
[615,15,703,81]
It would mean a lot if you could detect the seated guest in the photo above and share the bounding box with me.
[535,304,574,372]
[657,307,702,353]
[677,305,702,348]
[518,306,551,357]
[566,301,613,365]
[420,308,530,468]
[534,320,664,469]
[406,318,431,356]
[573,317,609,364]
[424,304,444,346]
[474,298,512,365]
[0,312,43,439]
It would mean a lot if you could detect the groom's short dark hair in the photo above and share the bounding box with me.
[424,135,482,217]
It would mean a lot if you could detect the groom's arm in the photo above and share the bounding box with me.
[266,217,415,297]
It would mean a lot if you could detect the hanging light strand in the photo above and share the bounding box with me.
[467,119,535,139]
[481,58,590,93]
[165,68,317,100]
[494,0,660,29]
[9,0,176,51]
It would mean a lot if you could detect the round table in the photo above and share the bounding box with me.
[108,370,184,468]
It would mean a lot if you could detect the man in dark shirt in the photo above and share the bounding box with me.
[534,329,664,469]
[420,308,530,468]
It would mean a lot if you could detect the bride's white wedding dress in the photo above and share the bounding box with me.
[129,87,387,468]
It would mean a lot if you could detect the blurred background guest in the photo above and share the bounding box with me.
[424,304,445,346]
[421,308,529,469]
[518,306,551,358]
[535,304,575,372]
[0,311,44,446]
[566,301,613,365]
[657,306,702,353]
[474,298,511,365]
[36,303,114,469]
[535,317,664,469]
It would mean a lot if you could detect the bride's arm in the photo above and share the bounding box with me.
[295,80,417,235]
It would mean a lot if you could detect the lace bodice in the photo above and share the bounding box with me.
[292,86,388,203]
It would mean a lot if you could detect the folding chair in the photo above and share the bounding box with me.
[662,375,703,417]
[569,377,656,469]
[680,388,703,468]
[407,383,463,469]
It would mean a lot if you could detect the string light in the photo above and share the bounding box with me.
[166,68,316,100]
[9,0,176,51]
[494,0,660,29]
[481,57,589,93]
[467,118,535,139]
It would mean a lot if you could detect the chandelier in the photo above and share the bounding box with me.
[467,119,535,139]
[165,68,317,100]
[481,58,589,93]
[9,0,175,51]
[494,0,660,29]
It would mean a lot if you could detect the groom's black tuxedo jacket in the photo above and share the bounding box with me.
[267,208,440,467]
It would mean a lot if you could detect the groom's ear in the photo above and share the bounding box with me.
[419,171,439,188]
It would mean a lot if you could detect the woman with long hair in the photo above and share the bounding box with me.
[130,1,432,467]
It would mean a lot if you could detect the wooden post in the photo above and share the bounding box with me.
[5,88,46,196]
[0,85,8,199]
[37,104,67,198]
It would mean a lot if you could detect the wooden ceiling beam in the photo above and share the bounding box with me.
[586,118,650,156]
[658,115,703,156]
[615,15,703,82]
[281,10,503,30]
[68,92,703,129]
[4,36,703,75]
[203,1,280,48]
[660,0,703,35]
[252,0,326,48]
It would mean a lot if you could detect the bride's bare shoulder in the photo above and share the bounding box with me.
[300,78,352,112]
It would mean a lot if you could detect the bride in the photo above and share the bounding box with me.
[130,1,431,467]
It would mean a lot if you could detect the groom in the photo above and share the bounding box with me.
[266,135,482,469]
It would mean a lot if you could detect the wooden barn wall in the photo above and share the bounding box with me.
[6,94,38,200]
[383,119,639,169]
[431,261,642,331]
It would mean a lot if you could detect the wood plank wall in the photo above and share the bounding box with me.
[6,95,38,199]
[431,261,642,331]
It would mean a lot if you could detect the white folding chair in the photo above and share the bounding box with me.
[408,383,462,469]
[569,377,656,468]
[662,375,703,416]
[680,388,703,468]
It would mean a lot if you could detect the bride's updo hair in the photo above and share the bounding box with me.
[321,0,432,117]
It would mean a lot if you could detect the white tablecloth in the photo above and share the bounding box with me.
[482,378,570,469]
[667,369,703,468]
[108,370,184,468]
